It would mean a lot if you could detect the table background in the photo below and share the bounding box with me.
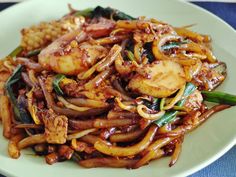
[0,1,235,177]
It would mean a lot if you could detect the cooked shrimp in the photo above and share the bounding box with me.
[38,18,115,75]
[38,30,107,75]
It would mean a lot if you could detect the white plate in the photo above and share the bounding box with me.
[0,0,236,177]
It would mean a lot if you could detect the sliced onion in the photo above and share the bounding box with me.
[137,104,165,120]
[16,57,43,72]
[163,85,185,110]
[67,128,97,140]
[66,98,109,108]
[57,96,91,112]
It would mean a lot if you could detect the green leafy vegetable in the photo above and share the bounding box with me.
[161,40,188,51]
[201,90,236,105]
[143,98,160,111]
[25,49,41,57]
[143,42,155,63]
[8,46,23,58]
[74,8,94,17]
[126,50,135,61]
[105,7,135,20]
[5,65,32,123]
[92,6,136,20]
[154,82,197,127]
[160,98,165,110]
[53,74,66,95]
[71,152,83,163]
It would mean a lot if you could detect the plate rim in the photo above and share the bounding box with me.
[0,0,235,177]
